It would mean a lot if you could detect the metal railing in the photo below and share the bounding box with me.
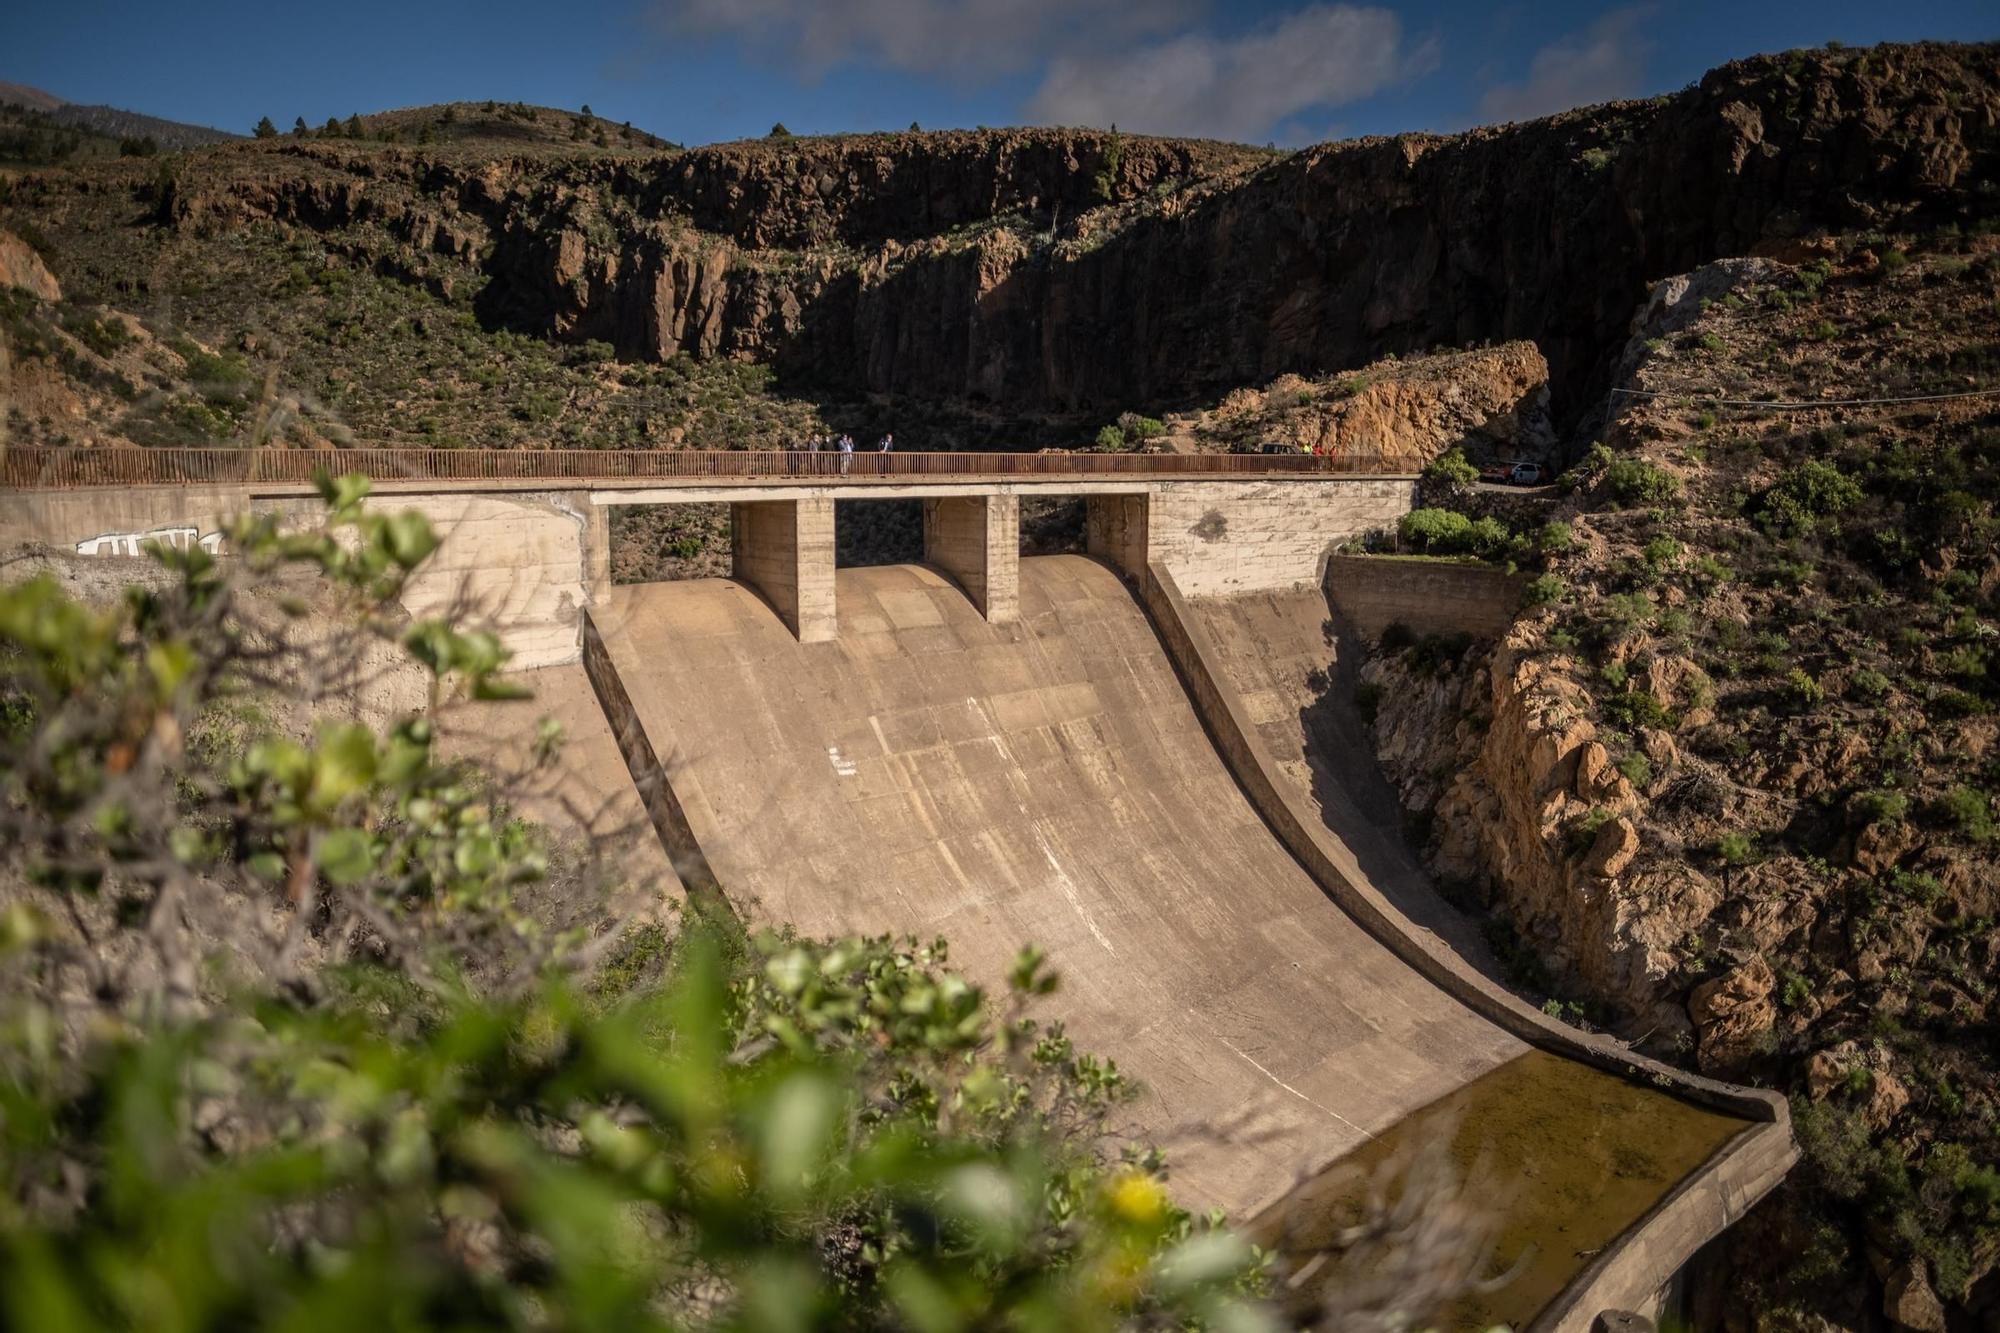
[2,447,1406,490]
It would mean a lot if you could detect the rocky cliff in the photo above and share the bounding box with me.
[37,41,1992,433]
[1357,229,2000,1327]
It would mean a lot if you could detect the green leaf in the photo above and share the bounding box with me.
[1154,1230,1256,1295]
[316,829,375,886]
[380,511,438,570]
[307,724,377,813]
[314,469,373,515]
[144,639,197,701]
[752,1072,842,1204]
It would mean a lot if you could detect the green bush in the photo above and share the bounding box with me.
[1784,668,1826,709]
[1932,690,1989,719]
[1604,689,1674,730]
[1565,805,1616,857]
[1117,413,1167,441]
[1758,460,1863,537]
[1535,521,1573,555]
[1598,592,1656,639]
[1467,515,1512,558]
[1522,573,1564,608]
[1093,424,1127,452]
[1641,536,1681,568]
[1691,554,1733,587]
[1398,507,1474,552]
[1421,447,1479,488]
[1849,667,1892,700]
[1714,831,1757,866]
[1616,752,1653,788]
[1601,458,1682,508]
[1935,785,1994,844]
[1854,790,1909,827]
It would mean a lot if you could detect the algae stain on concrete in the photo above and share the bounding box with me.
[1259,1049,1748,1330]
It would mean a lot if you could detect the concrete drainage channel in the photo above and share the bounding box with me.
[580,555,1794,1331]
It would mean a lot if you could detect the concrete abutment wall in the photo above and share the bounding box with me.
[729,497,836,643]
[0,484,600,671]
[920,494,1020,623]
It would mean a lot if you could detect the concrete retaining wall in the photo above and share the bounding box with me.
[1322,553,1527,642]
[580,613,721,902]
[1136,560,1796,1333]
[0,473,1420,660]
[1150,479,1414,596]
[0,485,600,671]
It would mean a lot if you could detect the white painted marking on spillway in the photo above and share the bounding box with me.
[1033,827,1115,955]
[1212,1025,1377,1141]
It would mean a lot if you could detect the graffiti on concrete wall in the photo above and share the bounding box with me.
[75,526,226,558]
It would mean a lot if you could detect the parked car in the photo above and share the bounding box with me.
[1478,463,1512,483]
[1508,462,1543,485]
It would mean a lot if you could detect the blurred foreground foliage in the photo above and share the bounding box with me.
[0,476,1269,1332]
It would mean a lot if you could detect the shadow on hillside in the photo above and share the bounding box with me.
[1292,605,1510,984]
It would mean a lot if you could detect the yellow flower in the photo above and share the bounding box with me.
[1106,1170,1167,1227]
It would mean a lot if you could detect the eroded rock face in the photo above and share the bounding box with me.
[1688,957,1776,1074]
[0,231,60,302]
[146,43,2000,422]
[1361,625,1709,1038]
[1176,342,1554,465]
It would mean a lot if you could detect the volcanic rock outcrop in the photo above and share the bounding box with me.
[132,43,2000,426]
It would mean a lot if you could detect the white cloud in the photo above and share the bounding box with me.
[657,0,1199,79]
[1024,5,1428,142]
[1478,6,1655,124]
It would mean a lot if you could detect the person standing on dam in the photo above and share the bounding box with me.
[838,434,854,474]
[878,433,894,453]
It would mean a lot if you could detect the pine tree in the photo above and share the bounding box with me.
[345,113,363,137]
[323,116,342,137]
[580,103,593,119]
[769,122,791,138]
[253,116,277,139]
[292,116,309,138]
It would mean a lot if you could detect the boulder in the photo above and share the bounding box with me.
[1865,1070,1911,1131]
[1806,1042,1860,1100]
[0,231,60,303]
[1688,956,1775,1073]
[1587,816,1641,880]
[1884,1257,1946,1333]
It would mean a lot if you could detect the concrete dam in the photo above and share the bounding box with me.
[3,449,1796,1330]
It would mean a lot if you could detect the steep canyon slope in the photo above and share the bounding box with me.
[2,42,1996,455]
[1362,232,2000,1328]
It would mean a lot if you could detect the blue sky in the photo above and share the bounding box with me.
[4,1,1993,147]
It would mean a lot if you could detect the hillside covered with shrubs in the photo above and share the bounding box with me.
[1359,227,2000,1327]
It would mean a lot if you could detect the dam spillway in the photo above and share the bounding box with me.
[587,555,1530,1215]
[569,545,1792,1329]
